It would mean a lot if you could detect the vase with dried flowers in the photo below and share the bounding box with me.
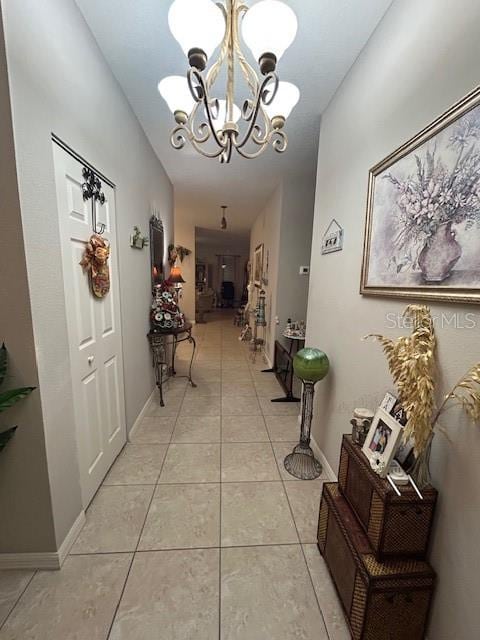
[366,304,480,488]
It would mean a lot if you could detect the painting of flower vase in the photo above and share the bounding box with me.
[361,86,480,303]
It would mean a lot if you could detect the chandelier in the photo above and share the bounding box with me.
[158,0,299,163]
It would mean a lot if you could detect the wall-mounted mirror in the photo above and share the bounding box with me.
[150,215,165,288]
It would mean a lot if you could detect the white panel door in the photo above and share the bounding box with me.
[53,144,126,508]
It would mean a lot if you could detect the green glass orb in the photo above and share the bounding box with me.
[293,348,329,383]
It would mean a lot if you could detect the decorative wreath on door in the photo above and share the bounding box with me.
[80,234,111,298]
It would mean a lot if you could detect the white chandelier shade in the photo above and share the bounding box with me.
[241,0,298,63]
[211,100,241,129]
[168,0,224,59]
[263,81,300,120]
[158,75,195,116]
[159,0,300,163]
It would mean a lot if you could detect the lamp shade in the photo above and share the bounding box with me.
[263,81,300,120]
[241,0,298,63]
[168,266,186,284]
[293,348,329,383]
[210,100,241,129]
[158,76,195,116]
[168,0,225,59]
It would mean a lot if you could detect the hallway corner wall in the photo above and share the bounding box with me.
[249,186,283,363]
[1,0,174,554]
[0,5,57,554]
[306,0,480,637]
[249,175,316,365]
[174,196,196,322]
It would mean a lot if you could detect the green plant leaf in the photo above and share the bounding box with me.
[0,387,35,413]
[0,426,17,453]
[0,343,7,388]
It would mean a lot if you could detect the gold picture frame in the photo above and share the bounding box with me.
[361,86,480,304]
[254,243,264,288]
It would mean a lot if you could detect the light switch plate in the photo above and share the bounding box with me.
[299,266,310,275]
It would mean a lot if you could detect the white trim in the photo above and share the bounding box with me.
[128,388,156,442]
[0,510,86,570]
[310,435,337,481]
[262,349,273,369]
[57,510,86,566]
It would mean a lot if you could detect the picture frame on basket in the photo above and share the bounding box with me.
[362,407,404,477]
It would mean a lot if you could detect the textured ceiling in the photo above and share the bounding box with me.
[76,0,392,231]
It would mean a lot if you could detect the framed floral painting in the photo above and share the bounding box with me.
[361,86,480,303]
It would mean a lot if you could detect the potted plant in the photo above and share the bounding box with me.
[0,344,36,452]
[366,305,480,487]
[386,115,480,282]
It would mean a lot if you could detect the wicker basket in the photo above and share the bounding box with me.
[338,435,437,561]
[318,483,435,640]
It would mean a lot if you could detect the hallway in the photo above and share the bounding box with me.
[0,313,348,640]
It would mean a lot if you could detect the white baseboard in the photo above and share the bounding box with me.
[57,510,86,567]
[0,510,86,570]
[128,388,156,442]
[310,435,337,481]
[263,350,273,369]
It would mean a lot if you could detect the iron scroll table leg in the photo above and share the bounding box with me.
[188,334,197,388]
[171,335,177,375]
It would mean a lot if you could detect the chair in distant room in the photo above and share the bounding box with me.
[221,281,235,308]
[196,289,215,323]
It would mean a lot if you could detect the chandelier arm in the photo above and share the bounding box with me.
[236,72,278,150]
[187,103,213,144]
[187,68,226,150]
[220,134,234,164]
[206,3,230,90]
[233,8,259,97]
[189,137,227,159]
[234,141,271,160]
[271,129,288,154]
[251,107,273,145]
[170,125,189,150]
[226,1,235,122]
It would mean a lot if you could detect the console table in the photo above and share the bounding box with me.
[147,323,196,407]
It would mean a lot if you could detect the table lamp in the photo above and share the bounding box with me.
[284,347,330,479]
[167,266,185,301]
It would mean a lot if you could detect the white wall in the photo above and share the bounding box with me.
[174,198,196,322]
[250,186,283,362]
[276,175,316,336]
[1,0,173,553]
[249,177,316,364]
[0,7,57,554]
[306,1,480,638]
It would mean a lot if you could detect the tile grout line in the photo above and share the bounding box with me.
[0,570,37,632]
[104,381,185,640]
[259,373,332,640]
[218,323,223,640]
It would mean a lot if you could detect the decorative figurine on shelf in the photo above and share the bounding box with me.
[80,234,110,298]
[283,319,306,339]
[150,281,185,332]
[284,347,330,480]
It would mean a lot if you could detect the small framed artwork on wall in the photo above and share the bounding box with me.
[361,85,480,304]
[254,243,264,288]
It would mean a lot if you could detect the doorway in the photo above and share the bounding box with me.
[53,141,127,508]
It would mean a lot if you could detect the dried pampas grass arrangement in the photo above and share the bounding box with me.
[366,304,480,488]
[366,305,436,457]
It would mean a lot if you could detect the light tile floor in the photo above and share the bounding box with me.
[0,312,350,640]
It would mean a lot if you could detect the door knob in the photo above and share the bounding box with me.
[87,356,95,365]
